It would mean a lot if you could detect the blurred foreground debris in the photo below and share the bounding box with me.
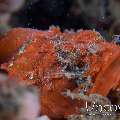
[0,73,50,120]
[0,0,25,34]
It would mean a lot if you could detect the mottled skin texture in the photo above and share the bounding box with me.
[0,28,44,63]
[0,27,120,119]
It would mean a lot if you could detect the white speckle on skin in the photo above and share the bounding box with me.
[18,39,33,55]
[116,89,120,92]
[8,62,14,67]
[88,43,99,54]
[26,72,34,80]
[29,73,34,80]
[18,45,26,55]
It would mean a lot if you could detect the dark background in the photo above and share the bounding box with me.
[1,0,120,40]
